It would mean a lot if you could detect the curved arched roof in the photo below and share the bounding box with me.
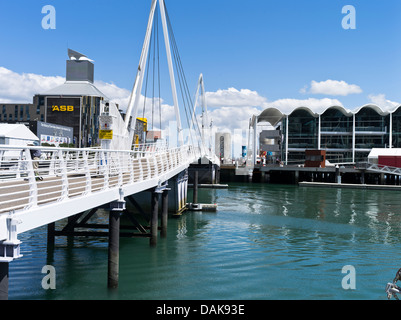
[353,104,389,116]
[320,105,353,117]
[258,108,284,126]
[257,104,396,126]
[288,107,318,117]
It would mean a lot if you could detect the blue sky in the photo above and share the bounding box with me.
[0,0,401,134]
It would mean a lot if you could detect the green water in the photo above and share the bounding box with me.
[8,183,401,300]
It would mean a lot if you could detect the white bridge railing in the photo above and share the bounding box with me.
[0,143,200,215]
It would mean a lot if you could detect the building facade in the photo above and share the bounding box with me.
[0,102,44,124]
[0,49,148,150]
[254,104,401,165]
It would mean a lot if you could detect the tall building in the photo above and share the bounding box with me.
[33,49,108,148]
[1,49,148,149]
[215,132,232,164]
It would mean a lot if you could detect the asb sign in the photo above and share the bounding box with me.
[52,105,75,112]
[46,97,81,136]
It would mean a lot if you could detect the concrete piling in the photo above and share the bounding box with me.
[108,211,120,289]
[0,262,8,300]
[161,190,169,238]
[193,171,199,205]
[150,191,159,247]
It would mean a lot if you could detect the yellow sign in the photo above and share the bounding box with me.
[137,118,148,132]
[52,105,74,112]
[99,130,113,140]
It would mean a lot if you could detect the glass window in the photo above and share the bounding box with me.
[355,107,387,133]
[287,109,318,149]
[320,108,352,133]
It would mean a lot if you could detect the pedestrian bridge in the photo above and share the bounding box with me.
[0,143,203,244]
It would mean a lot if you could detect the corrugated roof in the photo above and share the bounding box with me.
[41,81,108,98]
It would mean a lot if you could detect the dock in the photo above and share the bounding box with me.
[299,181,401,191]
[188,184,228,189]
[219,163,401,186]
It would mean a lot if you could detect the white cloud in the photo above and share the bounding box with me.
[94,81,131,109]
[265,97,344,114]
[206,87,267,108]
[0,68,354,145]
[368,94,400,111]
[208,106,261,132]
[0,67,64,103]
[302,80,362,96]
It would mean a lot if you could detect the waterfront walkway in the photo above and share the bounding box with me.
[0,144,200,243]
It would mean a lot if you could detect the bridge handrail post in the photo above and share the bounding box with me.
[157,153,163,174]
[128,152,134,184]
[162,150,168,172]
[178,146,184,164]
[58,150,69,201]
[174,149,178,167]
[24,148,38,209]
[16,150,24,179]
[117,152,123,187]
[83,150,92,195]
[137,152,144,182]
[48,151,56,176]
[102,151,110,190]
[146,155,152,179]
[152,154,158,178]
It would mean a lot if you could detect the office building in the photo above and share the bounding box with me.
[254,104,401,164]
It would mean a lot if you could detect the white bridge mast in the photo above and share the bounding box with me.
[191,74,211,154]
[125,0,184,146]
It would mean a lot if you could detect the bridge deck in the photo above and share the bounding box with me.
[0,144,200,242]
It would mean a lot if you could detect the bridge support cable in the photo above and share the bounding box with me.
[125,0,184,146]
[163,2,205,150]
[125,0,206,150]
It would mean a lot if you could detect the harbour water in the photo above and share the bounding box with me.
[8,183,401,300]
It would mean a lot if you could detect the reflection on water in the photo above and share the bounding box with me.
[8,183,401,300]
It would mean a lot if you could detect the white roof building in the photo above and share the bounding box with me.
[0,124,39,146]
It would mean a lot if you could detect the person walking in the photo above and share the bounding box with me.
[28,141,43,181]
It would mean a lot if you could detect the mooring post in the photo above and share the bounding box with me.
[361,171,365,185]
[0,262,8,300]
[161,189,169,238]
[193,171,199,205]
[150,191,159,247]
[336,165,341,184]
[108,210,121,289]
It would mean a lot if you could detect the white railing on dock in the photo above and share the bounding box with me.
[361,162,401,176]
[0,143,200,215]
